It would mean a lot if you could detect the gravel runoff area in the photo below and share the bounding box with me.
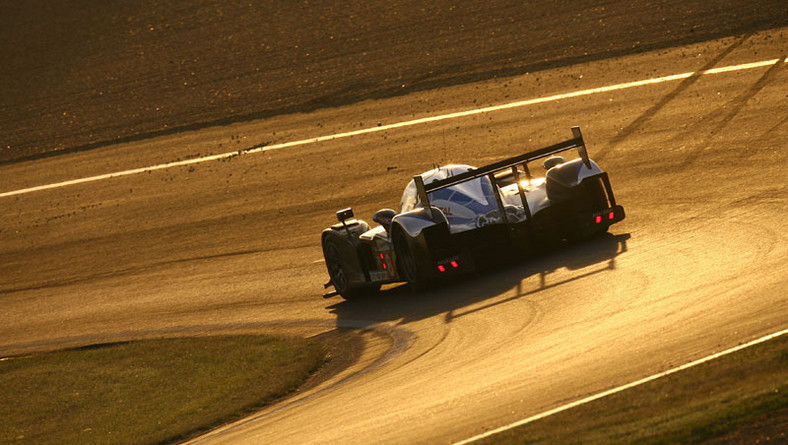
[1,0,785,163]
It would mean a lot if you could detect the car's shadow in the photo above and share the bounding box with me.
[326,232,630,328]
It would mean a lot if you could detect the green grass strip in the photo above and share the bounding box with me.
[476,334,787,444]
[0,335,326,445]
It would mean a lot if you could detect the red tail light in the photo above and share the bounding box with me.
[438,265,446,272]
[608,211,615,220]
[595,215,602,224]
[450,261,459,268]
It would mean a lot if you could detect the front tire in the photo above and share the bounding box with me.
[323,237,379,300]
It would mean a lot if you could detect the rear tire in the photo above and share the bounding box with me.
[393,230,433,291]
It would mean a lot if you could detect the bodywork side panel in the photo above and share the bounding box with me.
[391,207,449,238]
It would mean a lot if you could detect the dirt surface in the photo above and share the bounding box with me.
[1,0,785,162]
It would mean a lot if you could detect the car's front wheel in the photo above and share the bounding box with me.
[323,237,379,300]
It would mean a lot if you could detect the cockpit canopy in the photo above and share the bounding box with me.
[399,165,504,231]
[400,165,484,213]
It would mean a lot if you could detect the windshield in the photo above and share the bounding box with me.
[399,165,480,213]
[399,165,505,232]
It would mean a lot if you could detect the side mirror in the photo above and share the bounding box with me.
[336,207,354,222]
[372,208,396,232]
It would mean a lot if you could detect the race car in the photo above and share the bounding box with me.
[321,126,624,299]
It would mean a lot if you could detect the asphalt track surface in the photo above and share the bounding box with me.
[1,15,787,445]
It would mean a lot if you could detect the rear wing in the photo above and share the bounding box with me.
[413,126,591,213]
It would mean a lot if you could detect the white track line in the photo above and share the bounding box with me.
[1,58,784,199]
[452,328,788,445]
